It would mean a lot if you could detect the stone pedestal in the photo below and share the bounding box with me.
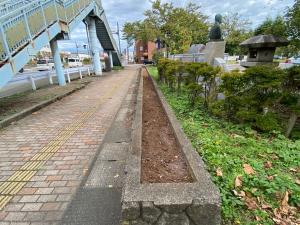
[241,61,279,68]
[203,41,226,66]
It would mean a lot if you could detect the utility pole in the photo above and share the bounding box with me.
[75,41,79,59]
[117,22,121,55]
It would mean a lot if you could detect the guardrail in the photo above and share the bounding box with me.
[7,66,93,91]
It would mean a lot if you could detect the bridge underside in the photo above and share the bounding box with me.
[0,0,121,89]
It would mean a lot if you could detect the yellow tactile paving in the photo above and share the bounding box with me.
[0,83,121,210]
[0,196,12,210]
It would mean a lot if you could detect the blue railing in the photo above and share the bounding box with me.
[0,0,102,62]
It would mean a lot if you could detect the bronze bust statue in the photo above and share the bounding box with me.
[209,14,223,41]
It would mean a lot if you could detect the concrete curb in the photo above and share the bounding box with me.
[121,67,221,225]
[0,84,87,130]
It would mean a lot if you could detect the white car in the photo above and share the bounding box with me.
[68,58,83,67]
[291,57,300,65]
[36,59,55,71]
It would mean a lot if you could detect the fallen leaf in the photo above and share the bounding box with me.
[289,168,297,172]
[233,134,244,139]
[32,112,39,115]
[216,167,223,177]
[272,217,282,224]
[235,176,243,188]
[280,191,289,215]
[258,154,267,158]
[251,188,258,193]
[261,203,272,209]
[270,154,279,160]
[243,164,255,175]
[267,175,274,181]
[264,161,273,169]
[244,196,258,210]
[233,190,245,197]
[296,179,300,185]
[274,208,282,219]
[255,216,261,221]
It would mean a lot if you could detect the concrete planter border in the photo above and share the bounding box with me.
[121,68,221,225]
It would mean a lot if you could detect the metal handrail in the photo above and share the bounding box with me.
[0,0,96,61]
[4,66,93,92]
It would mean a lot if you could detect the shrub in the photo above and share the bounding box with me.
[221,66,285,132]
[255,112,282,132]
[156,59,299,136]
[185,62,220,108]
[282,66,300,137]
[82,58,91,65]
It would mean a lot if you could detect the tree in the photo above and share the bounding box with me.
[255,16,292,57]
[221,12,253,55]
[122,21,157,43]
[286,0,300,53]
[254,16,288,37]
[123,0,209,55]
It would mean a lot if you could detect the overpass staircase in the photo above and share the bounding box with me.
[0,0,121,88]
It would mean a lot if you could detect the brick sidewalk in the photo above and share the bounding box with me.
[0,66,138,224]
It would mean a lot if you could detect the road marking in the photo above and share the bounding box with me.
[0,82,121,210]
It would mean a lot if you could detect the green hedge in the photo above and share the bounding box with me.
[156,59,300,137]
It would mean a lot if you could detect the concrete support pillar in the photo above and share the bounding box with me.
[87,18,102,76]
[109,51,114,68]
[50,39,66,86]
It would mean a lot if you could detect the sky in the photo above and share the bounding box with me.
[58,0,295,54]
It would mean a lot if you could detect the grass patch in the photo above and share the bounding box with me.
[147,66,159,80]
[112,66,124,71]
[148,67,300,225]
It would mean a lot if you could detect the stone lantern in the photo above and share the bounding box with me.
[240,35,289,67]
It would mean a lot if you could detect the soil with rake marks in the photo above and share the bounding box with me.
[141,68,193,183]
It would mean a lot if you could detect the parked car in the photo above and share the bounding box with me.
[36,59,55,71]
[292,56,300,65]
[143,59,154,65]
[68,58,83,67]
[274,55,283,60]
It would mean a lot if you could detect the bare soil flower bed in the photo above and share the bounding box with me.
[141,69,192,183]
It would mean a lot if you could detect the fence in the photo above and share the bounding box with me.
[168,53,229,63]
[6,66,93,92]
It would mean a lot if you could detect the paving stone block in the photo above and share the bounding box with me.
[156,212,190,225]
[142,202,161,223]
[122,202,140,221]
[21,203,43,211]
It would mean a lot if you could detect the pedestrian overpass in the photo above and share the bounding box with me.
[0,0,121,89]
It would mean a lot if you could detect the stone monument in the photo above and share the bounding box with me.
[203,14,226,65]
[240,34,289,67]
[209,14,223,41]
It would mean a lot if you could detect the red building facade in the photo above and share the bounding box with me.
[135,40,156,64]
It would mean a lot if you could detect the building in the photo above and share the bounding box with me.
[135,40,156,64]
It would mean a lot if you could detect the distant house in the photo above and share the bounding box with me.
[135,40,156,64]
